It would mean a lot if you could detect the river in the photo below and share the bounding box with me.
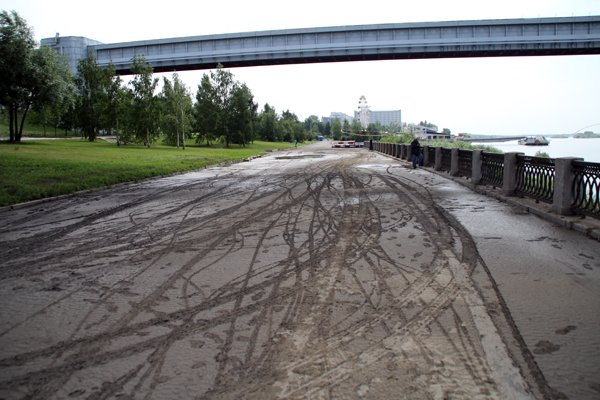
[480,137,600,163]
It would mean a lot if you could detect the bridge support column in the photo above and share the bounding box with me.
[502,152,523,196]
[472,150,482,185]
[450,148,460,176]
[552,157,583,215]
[434,147,443,171]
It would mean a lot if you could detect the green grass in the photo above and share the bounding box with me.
[0,139,293,207]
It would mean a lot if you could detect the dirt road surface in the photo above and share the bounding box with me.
[1,142,598,399]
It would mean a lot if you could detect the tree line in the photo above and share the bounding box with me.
[1,10,394,147]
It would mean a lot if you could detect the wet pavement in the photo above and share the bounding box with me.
[0,141,598,399]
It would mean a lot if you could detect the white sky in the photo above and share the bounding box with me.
[4,0,600,135]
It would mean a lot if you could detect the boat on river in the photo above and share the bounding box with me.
[518,135,550,146]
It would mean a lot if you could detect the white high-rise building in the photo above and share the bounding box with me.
[354,96,401,129]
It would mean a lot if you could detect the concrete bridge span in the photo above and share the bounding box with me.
[43,16,600,75]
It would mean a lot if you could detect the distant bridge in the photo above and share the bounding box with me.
[76,16,600,74]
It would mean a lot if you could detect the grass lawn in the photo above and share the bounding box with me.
[0,139,294,207]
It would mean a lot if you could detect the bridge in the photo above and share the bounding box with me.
[77,16,600,74]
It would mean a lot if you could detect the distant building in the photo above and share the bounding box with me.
[321,112,354,125]
[354,96,401,129]
[41,34,103,75]
[408,124,450,140]
[322,96,402,130]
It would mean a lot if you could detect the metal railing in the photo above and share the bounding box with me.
[440,148,452,172]
[481,152,504,187]
[457,149,473,179]
[572,161,600,217]
[516,155,555,203]
[426,147,436,167]
[372,142,599,220]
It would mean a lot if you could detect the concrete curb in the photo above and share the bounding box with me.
[374,150,600,241]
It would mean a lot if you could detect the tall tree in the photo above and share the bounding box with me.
[104,74,131,145]
[324,121,331,137]
[279,110,304,143]
[342,119,350,136]
[129,55,159,147]
[228,83,257,146]
[75,56,115,141]
[1,11,72,142]
[193,65,256,147]
[331,118,342,140]
[32,47,76,136]
[258,103,278,142]
[0,10,34,143]
[159,73,193,148]
[193,73,219,146]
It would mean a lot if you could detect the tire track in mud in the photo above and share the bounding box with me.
[384,164,553,399]
[0,157,345,398]
[0,150,539,399]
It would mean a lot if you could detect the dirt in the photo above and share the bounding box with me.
[0,143,558,399]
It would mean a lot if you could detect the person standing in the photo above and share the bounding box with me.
[410,138,422,169]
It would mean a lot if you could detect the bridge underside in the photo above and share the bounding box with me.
[143,47,600,75]
[91,16,600,75]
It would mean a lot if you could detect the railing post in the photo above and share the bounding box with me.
[434,147,442,171]
[472,150,482,185]
[502,152,523,196]
[395,143,401,158]
[552,157,583,215]
[401,144,407,160]
[450,148,459,176]
[423,145,429,166]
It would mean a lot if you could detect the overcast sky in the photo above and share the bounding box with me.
[4,0,600,135]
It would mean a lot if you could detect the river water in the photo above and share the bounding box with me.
[482,138,600,163]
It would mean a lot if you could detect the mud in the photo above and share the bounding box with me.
[0,142,593,399]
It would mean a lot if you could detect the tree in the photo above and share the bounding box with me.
[75,56,115,141]
[442,128,451,135]
[32,47,76,136]
[1,11,73,143]
[193,65,256,147]
[104,74,131,145]
[350,119,363,139]
[387,121,401,134]
[228,83,257,146]
[257,103,278,142]
[194,73,219,146]
[0,10,34,142]
[304,115,321,138]
[159,73,193,148]
[331,118,342,140]
[342,119,350,137]
[129,55,159,147]
[367,122,381,135]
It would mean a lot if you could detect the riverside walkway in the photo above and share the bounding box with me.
[375,143,600,399]
[0,142,598,399]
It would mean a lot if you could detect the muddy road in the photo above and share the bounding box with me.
[0,143,591,399]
